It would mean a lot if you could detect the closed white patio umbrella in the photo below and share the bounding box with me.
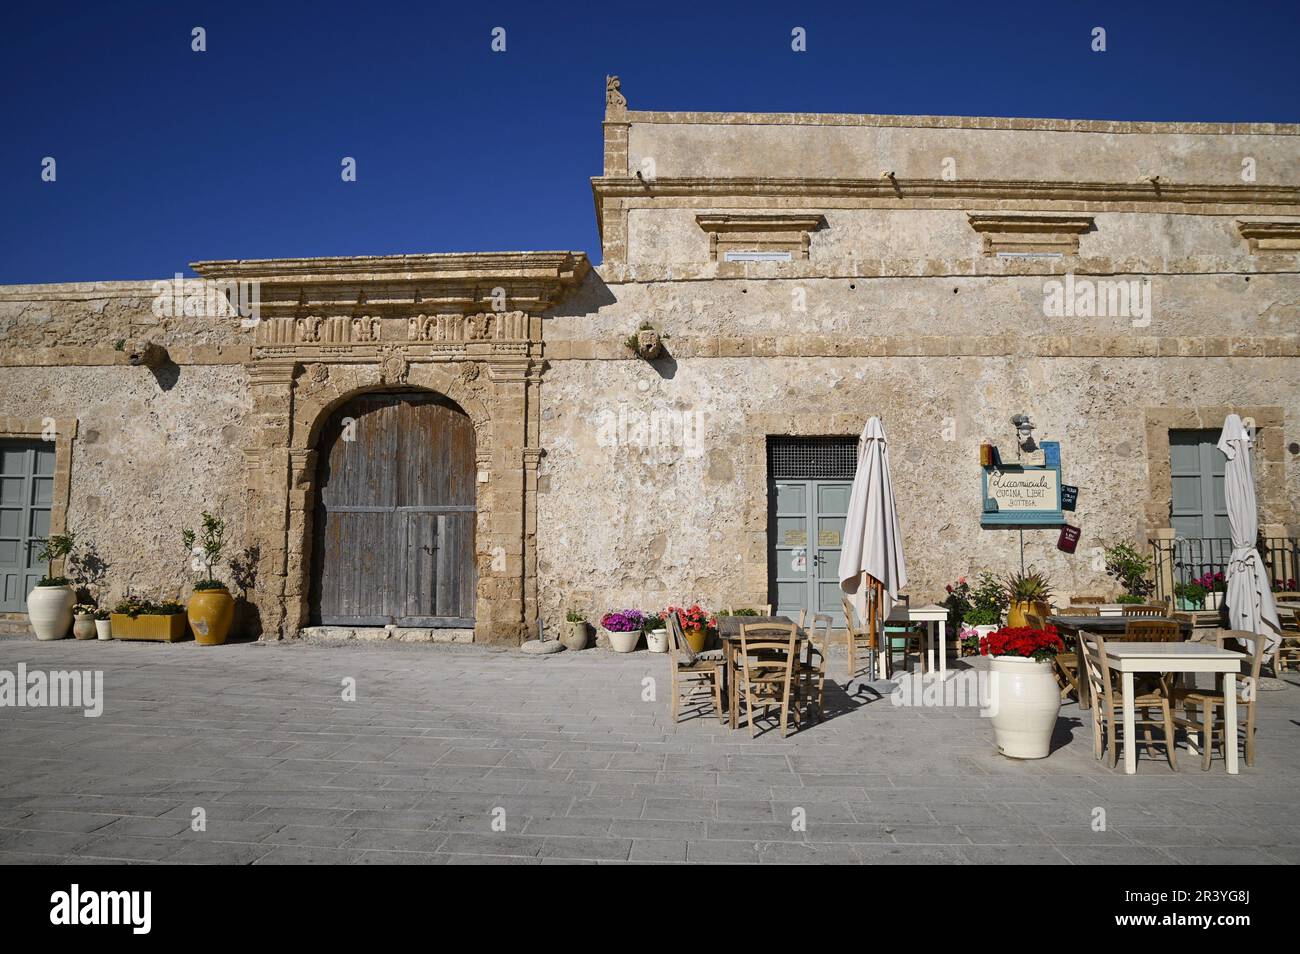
[839,417,908,629]
[1217,414,1281,659]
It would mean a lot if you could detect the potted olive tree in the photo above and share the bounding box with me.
[182,512,234,646]
[28,533,76,640]
[1105,543,1155,606]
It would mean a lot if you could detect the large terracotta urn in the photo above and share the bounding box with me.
[987,656,1061,759]
[27,584,74,640]
[187,586,235,646]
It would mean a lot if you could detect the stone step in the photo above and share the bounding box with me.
[0,618,33,638]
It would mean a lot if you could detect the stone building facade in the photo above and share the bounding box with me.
[2,81,1297,643]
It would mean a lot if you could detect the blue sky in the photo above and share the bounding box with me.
[2,0,1297,284]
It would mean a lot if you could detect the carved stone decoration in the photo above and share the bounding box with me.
[298,315,323,342]
[605,75,627,115]
[122,338,168,368]
[305,363,329,388]
[352,316,382,342]
[466,312,495,340]
[408,313,440,341]
[378,347,409,385]
[459,361,481,385]
[634,329,663,360]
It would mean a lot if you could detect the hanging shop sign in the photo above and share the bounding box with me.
[1060,484,1079,511]
[981,441,1066,527]
[1057,524,1081,553]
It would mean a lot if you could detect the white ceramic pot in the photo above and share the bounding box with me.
[605,629,641,653]
[988,655,1061,759]
[1204,592,1222,611]
[95,619,113,640]
[27,584,74,640]
[72,613,96,640]
[645,628,669,653]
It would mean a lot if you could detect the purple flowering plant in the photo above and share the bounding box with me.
[600,610,645,633]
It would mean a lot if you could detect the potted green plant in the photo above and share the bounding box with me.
[561,610,589,651]
[71,603,98,640]
[110,595,188,642]
[949,572,1007,640]
[1173,578,1208,611]
[182,512,234,646]
[28,533,77,640]
[1104,543,1154,605]
[642,612,668,652]
[1005,569,1053,628]
[93,607,112,640]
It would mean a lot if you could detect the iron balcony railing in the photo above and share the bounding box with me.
[1150,535,1299,603]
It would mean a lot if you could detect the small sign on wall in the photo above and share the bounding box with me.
[1061,484,1079,511]
[1057,525,1081,553]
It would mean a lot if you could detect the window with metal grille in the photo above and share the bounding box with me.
[767,436,857,480]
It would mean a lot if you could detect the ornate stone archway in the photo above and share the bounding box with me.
[193,252,589,644]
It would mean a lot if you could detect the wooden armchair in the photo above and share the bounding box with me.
[736,622,800,738]
[666,612,724,725]
[1171,630,1267,770]
[1078,630,1178,771]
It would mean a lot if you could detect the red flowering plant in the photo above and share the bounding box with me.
[979,625,1065,662]
[667,604,716,633]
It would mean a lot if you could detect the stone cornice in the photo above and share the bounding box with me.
[543,334,1300,361]
[621,110,1300,136]
[592,176,1300,209]
[190,251,590,318]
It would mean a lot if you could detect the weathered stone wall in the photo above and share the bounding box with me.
[0,363,253,607]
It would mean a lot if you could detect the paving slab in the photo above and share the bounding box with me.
[1,638,1297,864]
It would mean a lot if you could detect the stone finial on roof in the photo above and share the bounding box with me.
[605,74,627,118]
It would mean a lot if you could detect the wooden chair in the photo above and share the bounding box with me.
[796,613,831,723]
[736,622,800,738]
[1029,611,1079,702]
[725,604,773,616]
[1122,603,1168,618]
[1276,608,1300,672]
[843,587,886,681]
[1062,605,1100,616]
[666,612,724,725]
[1172,630,1267,770]
[1070,595,1109,605]
[1078,630,1178,771]
[1123,618,1184,694]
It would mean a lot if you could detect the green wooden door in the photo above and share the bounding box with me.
[771,479,852,626]
[0,441,55,612]
[1169,429,1229,540]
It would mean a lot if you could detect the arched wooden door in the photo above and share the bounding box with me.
[311,391,476,626]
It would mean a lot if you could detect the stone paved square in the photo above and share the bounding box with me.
[1,636,1296,865]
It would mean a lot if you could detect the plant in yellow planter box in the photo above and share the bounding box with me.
[182,512,234,646]
[1003,569,1054,628]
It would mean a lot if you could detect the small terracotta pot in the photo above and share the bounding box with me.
[72,613,97,640]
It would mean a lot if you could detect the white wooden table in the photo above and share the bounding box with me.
[1103,642,1247,775]
[888,603,949,676]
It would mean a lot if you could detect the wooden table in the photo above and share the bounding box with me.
[1102,641,1247,775]
[1046,615,1194,710]
[716,616,804,730]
